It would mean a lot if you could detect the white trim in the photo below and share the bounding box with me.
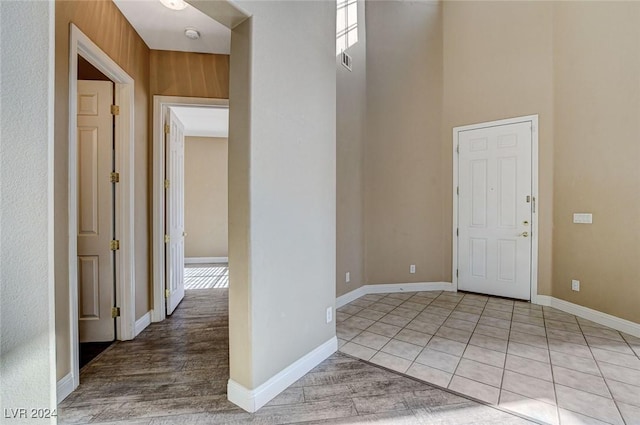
[68,24,137,392]
[56,373,74,404]
[134,311,153,337]
[227,337,337,413]
[452,115,539,302]
[152,96,229,323]
[185,257,228,264]
[535,296,640,339]
[337,282,455,309]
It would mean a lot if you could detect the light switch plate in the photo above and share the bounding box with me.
[573,213,593,224]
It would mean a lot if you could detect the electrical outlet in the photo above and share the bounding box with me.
[326,306,333,323]
[346,272,350,283]
[571,280,580,292]
[410,264,416,274]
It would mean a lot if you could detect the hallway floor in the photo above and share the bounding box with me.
[59,287,534,424]
[336,291,640,425]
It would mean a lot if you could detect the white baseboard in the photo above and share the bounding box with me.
[536,295,640,338]
[227,336,337,413]
[134,311,152,337]
[337,282,455,308]
[56,373,75,404]
[185,257,228,264]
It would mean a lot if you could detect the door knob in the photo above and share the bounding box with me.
[519,232,529,237]
[183,232,187,237]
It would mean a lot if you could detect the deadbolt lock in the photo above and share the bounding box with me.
[519,232,529,238]
[523,220,529,226]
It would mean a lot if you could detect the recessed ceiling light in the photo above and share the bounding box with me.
[184,28,201,40]
[159,0,188,11]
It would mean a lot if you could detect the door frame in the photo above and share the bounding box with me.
[452,114,539,302]
[152,96,229,322]
[68,24,136,390]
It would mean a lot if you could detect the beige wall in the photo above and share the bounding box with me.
[54,0,150,380]
[336,0,366,297]
[365,1,445,285]
[184,137,228,258]
[442,1,555,295]
[552,2,640,323]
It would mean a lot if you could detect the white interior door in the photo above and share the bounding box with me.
[457,121,533,300]
[165,109,185,315]
[77,80,116,341]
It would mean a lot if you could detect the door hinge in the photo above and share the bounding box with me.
[164,179,170,189]
[456,269,459,278]
[456,186,459,195]
[456,228,459,236]
[164,234,170,243]
[532,196,536,213]
[110,240,120,250]
[165,289,170,299]
[110,172,120,183]
[110,105,120,115]
[456,145,459,154]
[164,123,170,134]
[111,306,121,318]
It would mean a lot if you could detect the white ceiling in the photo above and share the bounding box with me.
[171,106,229,138]
[113,0,231,54]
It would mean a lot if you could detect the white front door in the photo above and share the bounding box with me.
[457,120,533,300]
[165,109,185,315]
[77,80,116,341]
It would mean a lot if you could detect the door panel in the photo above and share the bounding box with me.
[458,121,532,300]
[166,109,185,315]
[77,80,115,342]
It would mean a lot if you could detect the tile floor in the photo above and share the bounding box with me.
[337,290,640,425]
[184,263,229,290]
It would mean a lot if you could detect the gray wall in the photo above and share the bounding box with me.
[0,0,56,419]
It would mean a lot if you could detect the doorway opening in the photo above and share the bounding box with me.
[68,24,136,392]
[152,97,230,322]
[452,115,539,302]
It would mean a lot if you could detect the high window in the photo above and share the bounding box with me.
[336,0,358,55]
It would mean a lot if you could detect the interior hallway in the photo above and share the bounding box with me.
[59,286,534,424]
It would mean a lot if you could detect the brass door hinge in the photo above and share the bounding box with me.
[164,179,170,189]
[110,240,120,250]
[111,105,120,115]
[110,172,120,183]
[164,234,170,243]
[111,306,121,318]
[165,289,170,299]
[164,123,170,134]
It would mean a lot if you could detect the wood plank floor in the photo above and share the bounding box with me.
[59,288,534,424]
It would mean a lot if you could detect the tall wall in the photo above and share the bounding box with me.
[336,0,366,297]
[0,0,57,415]
[54,0,150,380]
[184,136,228,258]
[365,1,444,285]
[442,1,555,295]
[552,2,640,323]
[223,0,337,392]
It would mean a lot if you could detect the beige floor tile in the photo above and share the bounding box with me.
[369,351,412,374]
[448,375,499,405]
[336,323,363,340]
[478,316,511,330]
[355,308,386,321]
[510,321,546,337]
[390,307,420,320]
[351,331,391,351]
[343,316,376,331]
[381,339,422,361]
[482,308,513,321]
[509,330,548,349]
[340,342,376,361]
[545,319,581,334]
[606,378,640,408]
[558,409,610,425]
[548,338,594,359]
[463,344,506,368]
[552,365,611,398]
[400,301,427,312]
[394,328,432,347]
[580,325,624,342]
[585,334,636,355]
[448,310,480,323]
[499,390,559,425]
[591,346,640,370]
[618,401,640,425]
[414,348,460,373]
[547,328,587,346]
[469,332,509,353]
[427,336,466,357]
[555,384,624,425]
[404,318,440,335]
[337,305,363,316]
[507,341,550,363]
[366,321,402,338]
[502,370,556,405]
[435,326,472,344]
[405,362,453,388]
[598,361,640,386]
[367,302,396,314]
[454,358,503,388]
[379,314,412,328]
[473,324,510,340]
[504,354,553,381]
[443,317,476,332]
[549,350,601,377]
